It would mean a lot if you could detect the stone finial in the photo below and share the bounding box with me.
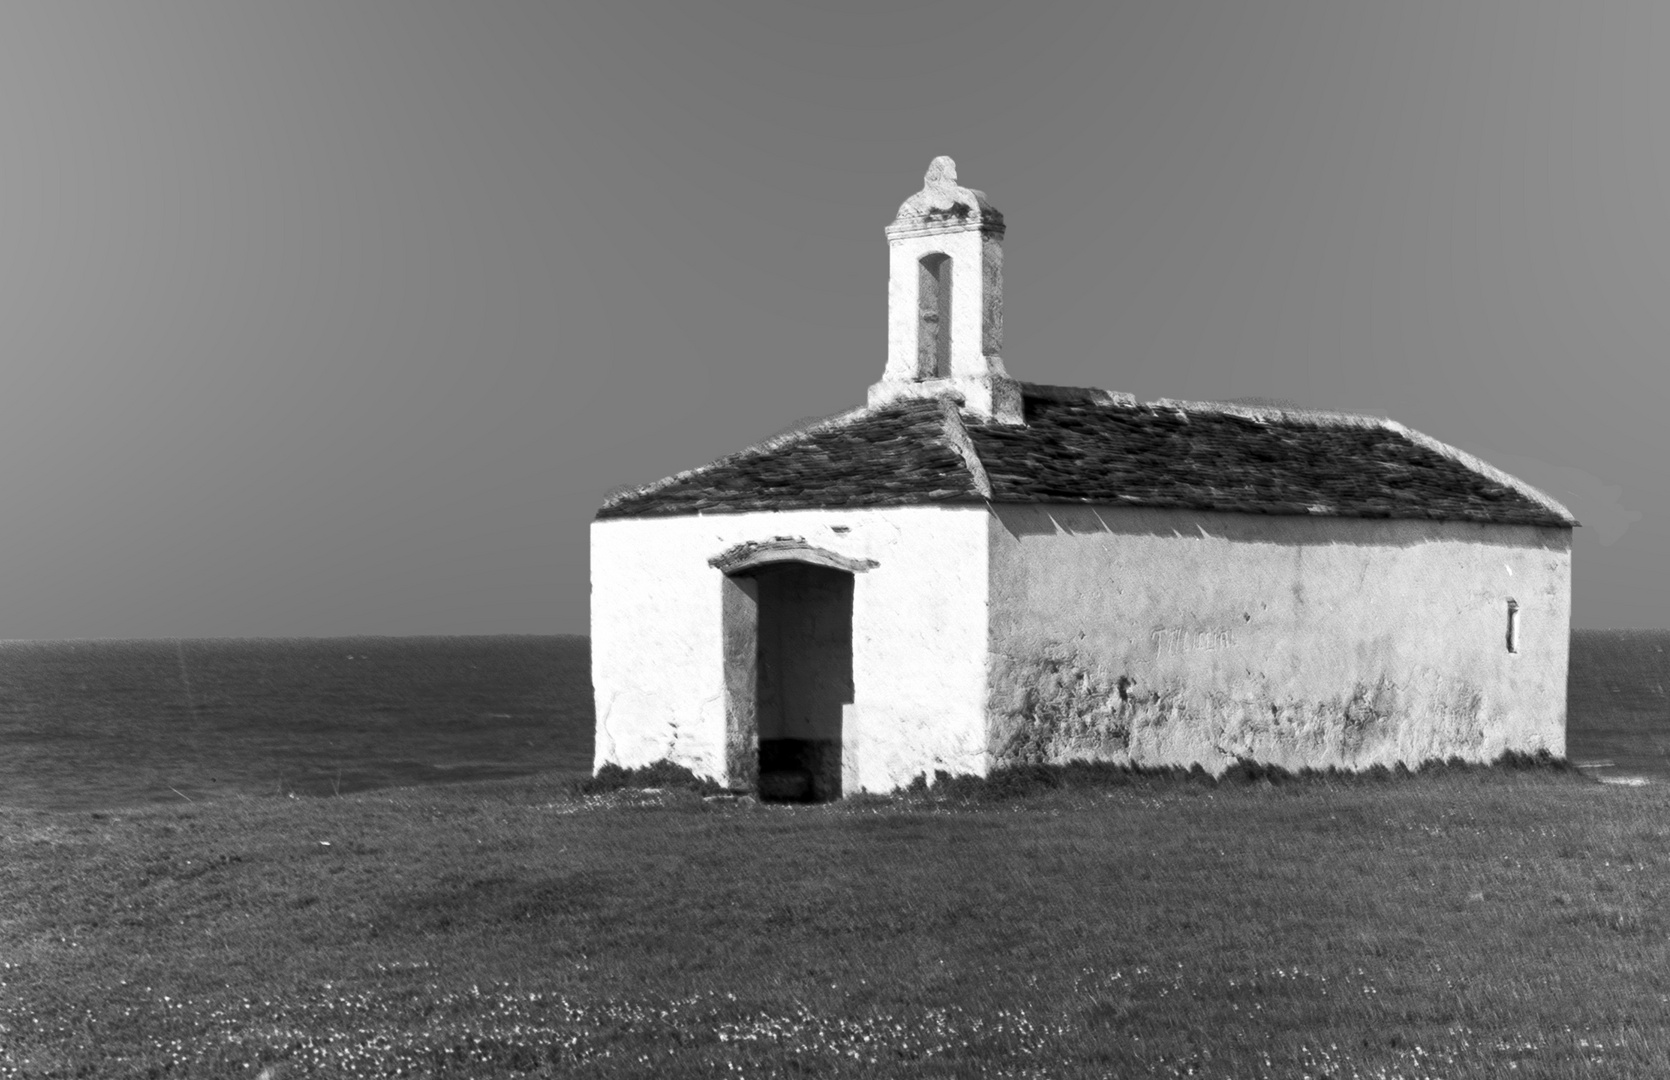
[888,156,1004,238]
[924,155,957,186]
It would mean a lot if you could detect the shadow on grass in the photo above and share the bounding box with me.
[581,750,1583,805]
[914,749,1581,802]
[575,760,727,797]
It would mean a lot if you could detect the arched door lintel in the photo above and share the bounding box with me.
[708,537,878,576]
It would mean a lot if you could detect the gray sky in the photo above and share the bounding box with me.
[1,1,1662,637]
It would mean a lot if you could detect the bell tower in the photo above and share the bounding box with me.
[868,156,1022,423]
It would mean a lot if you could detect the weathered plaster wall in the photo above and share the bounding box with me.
[591,505,991,793]
[986,504,1572,773]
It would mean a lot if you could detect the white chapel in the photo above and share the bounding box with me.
[590,157,1576,801]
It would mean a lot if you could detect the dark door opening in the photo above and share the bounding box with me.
[722,561,853,802]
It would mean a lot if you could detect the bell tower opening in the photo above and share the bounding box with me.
[918,253,952,379]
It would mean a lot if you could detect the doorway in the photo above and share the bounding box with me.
[721,561,853,802]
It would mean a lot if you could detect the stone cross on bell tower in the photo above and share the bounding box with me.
[868,156,1023,423]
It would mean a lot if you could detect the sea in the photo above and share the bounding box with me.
[0,630,1663,812]
[0,635,593,812]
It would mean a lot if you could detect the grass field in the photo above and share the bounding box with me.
[4,630,1670,1078]
[5,763,1669,1079]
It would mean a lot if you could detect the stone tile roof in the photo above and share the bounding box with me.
[596,386,1577,527]
[596,399,983,519]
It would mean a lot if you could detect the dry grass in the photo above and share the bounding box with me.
[4,762,1668,1078]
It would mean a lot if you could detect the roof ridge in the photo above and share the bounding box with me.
[936,397,993,499]
[1018,382,1137,407]
[1147,397,1390,426]
[1382,421,1580,527]
[596,402,880,514]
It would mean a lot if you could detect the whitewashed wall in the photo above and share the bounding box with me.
[985,504,1572,773]
[591,505,991,793]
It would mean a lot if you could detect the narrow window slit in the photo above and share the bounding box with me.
[917,253,952,379]
[1506,599,1520,654]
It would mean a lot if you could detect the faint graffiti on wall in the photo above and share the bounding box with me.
[1152,626,1237,656]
